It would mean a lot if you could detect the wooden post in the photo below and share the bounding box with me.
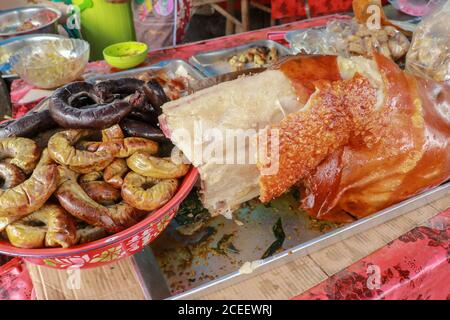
[240,0,249,32]
[226,0,236,35]
[0,78,11,118]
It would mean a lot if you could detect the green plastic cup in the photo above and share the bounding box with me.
[103,41,148,69]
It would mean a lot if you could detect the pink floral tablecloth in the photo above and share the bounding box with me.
[294,208,450,300]
[0,258,34,300]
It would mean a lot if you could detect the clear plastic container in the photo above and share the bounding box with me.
[9,38,90,89]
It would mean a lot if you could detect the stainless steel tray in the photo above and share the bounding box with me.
[131,181,450,299]
[86,59,205,83]
[189,40,292,77]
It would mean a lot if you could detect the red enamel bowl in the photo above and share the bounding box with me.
[0,168,199,269]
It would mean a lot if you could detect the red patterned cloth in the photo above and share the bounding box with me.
[294,208,450,300]
[0,258,34,300]
[9,79,44,119]
[309,0,353,17]
[271,0,389,20]
[272,0,307,20]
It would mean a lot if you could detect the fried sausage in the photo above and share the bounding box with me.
[56,171,146,233]
[126,151,190,179]
[0,150,58,231]
[76,223,108,244]
[101,137,159,158]
[143,80,169,115]
[120,118,169,143]
[49,81,145,129]
[5,204,77,248]
[48,129,118,173]
[121,172,178,211]
[103,158,128,189]
[0,110,57,139]
[0,162,26,189]
[79,171,103,184]
[74,127,159,159]
[80,181,121,206]
[93,78,144,101]
[101,124,124,141]
[0,137,40,174]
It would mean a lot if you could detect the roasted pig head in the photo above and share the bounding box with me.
[161,52,449,221]
[160,55,342,216]
[258,53,450,220]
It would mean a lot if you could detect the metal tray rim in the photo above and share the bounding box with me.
[189,39,292,77]
[168,181,450,299]
[85,59,206,83]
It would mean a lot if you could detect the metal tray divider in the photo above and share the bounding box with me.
[189,40,292,77]
[86,59,206,83]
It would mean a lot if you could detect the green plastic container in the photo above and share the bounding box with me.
[72,0,136,61]
[103,41,148,69]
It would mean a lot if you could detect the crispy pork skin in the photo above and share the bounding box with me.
[258,54,450,220]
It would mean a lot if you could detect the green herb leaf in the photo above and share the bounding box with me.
[261,218,285,259]
[213,233,239,255]
[175,188,211,226]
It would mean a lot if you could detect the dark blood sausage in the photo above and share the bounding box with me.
[93,78,144,101]
[49,80,145,129]
[143,80,169,116]
[127,109,159,127]
[129,96,160,127]
[0,110,57,139]
[120,118,169,142]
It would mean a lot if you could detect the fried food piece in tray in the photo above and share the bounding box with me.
[56,167,146,233]
[228,46,279,71]
[6,204,77,249]
[0,162,26,189]
[0,149,58,231]
[127,151,189,179]
[103,158,128,189]
[0,137,40,174]
[121,172,178,211]
[48,129,118,174]
[258,73,380,203]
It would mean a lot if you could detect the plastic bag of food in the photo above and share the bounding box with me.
[288,28,338,55]
[326,19,357,56]
[288,20,356,56]
[327,19,410,60]
[405,0,450,82]
[288,17,410,61]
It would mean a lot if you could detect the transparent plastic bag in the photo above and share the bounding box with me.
[288,20,355,56]
[288,18,410,61]
[405,0,450,82]
[289,28,336,55]
[328,19,410,60]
